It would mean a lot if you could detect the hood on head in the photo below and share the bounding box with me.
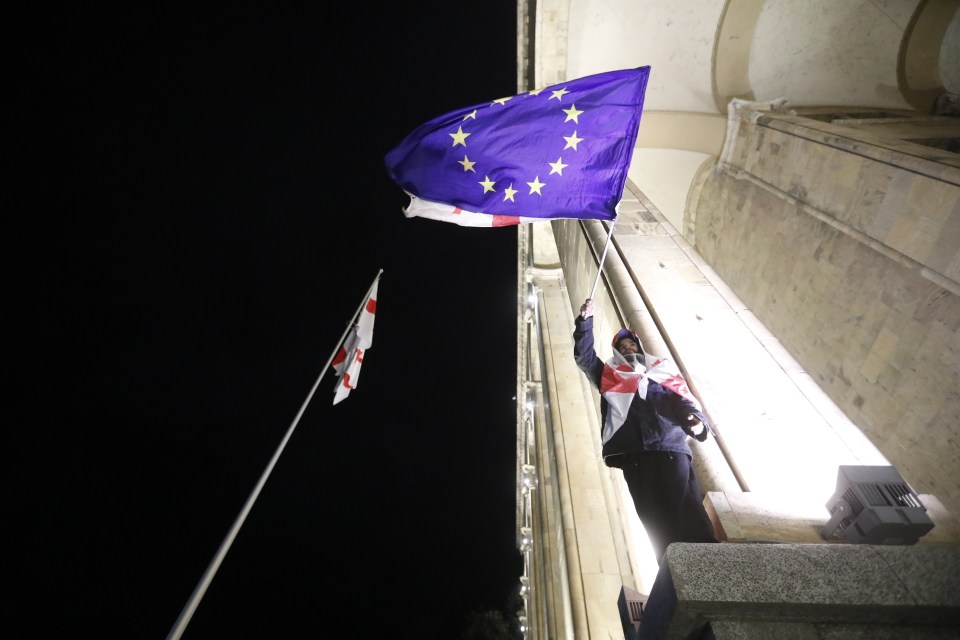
[611,328,644,355]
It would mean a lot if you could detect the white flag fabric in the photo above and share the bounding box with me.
[332,280,378,404]
[403,193,539,228]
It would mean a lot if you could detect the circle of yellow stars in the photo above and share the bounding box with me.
[447,85,587,204]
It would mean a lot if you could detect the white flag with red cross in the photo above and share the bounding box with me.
[332,280,378,404]
[598,352,701,443]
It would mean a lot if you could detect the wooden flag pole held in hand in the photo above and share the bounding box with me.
[165,269,383,640]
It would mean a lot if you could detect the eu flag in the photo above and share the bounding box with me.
[384,67,651,225]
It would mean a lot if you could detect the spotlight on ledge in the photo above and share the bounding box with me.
[822,465,934,545]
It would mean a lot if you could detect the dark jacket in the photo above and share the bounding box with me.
[573,315,708,467]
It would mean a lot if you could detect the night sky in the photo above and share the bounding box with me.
[14,6,525,638]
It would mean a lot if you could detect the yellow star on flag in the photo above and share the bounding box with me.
[449,126,471,147]
[527,176,545,195]
[549,157,568,176]
[563,131,583,150]
[562,104,583,124]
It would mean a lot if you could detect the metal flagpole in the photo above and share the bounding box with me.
[165,268,384,640]
[588,217,617,300]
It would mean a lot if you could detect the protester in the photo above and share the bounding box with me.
[573,298,718,562]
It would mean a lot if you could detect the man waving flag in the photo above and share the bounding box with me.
[384,67,651,227]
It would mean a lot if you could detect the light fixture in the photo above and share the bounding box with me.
[521,464,538,494]
[822,465,934,544]
[519,526,533,552]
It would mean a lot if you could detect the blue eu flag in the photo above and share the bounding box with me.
[385,67,651,223]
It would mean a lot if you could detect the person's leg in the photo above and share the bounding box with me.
[622,452,717,563]
[673,454,719,545]
[620,452,676,562]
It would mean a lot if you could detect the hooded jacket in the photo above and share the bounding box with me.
[573,315,709,468]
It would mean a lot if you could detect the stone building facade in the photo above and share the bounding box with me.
[513,1,960,638]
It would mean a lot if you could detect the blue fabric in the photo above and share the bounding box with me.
[384,67,651,221]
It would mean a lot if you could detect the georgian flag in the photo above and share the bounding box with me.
[402,193,538,227]
[332,280,378,405]
[598,351,701,444]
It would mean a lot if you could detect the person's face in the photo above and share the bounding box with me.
[616,338,640,355]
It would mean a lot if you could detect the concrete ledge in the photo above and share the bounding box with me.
[704,491,960,547]
[710,619,960,640]
[639,543,960,640]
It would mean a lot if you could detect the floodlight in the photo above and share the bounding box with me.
[822,465,934,544]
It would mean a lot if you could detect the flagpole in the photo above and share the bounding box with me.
[588,216,617,300]
[165,268,383,640]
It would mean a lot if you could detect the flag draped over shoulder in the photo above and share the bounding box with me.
[332,279,378,404]
[384,66,651,227]
[599,352,702,443]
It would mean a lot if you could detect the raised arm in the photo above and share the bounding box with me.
[573,298,603,384]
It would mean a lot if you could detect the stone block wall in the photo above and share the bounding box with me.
[690,108,960,520]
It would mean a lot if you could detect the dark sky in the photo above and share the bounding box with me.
[15,6,524,639]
